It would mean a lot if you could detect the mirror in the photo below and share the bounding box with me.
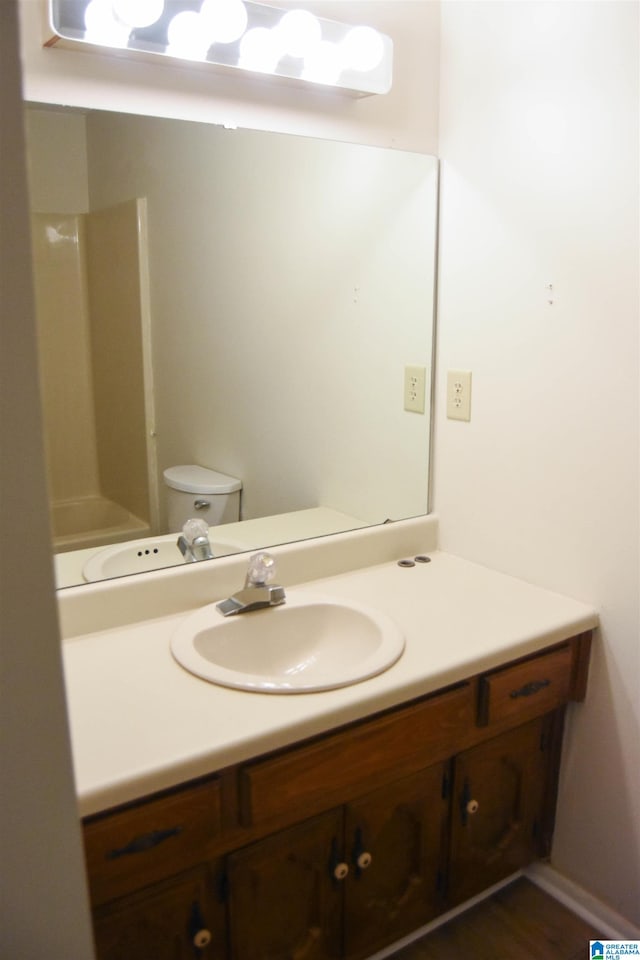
[24,104,438,588]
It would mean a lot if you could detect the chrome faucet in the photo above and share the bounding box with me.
[216,552,286,616]
[177,518,214,562]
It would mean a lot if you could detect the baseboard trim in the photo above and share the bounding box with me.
[365,864,639,960]
[365,871,524,960]
[525,862,640,940]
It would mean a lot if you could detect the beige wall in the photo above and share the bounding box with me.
[435,0,639,925]
[24,106,89,212]
[0,2,94,956]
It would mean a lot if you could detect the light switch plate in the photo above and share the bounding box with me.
[447,370,472,421]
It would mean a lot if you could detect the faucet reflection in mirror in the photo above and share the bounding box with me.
[177,518,214,562]
[47,0,393,96]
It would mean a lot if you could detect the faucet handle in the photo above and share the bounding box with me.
[182,518,210,543]
[245,552,277,587]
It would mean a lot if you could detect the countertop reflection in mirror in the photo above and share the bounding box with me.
[24,104,438,588]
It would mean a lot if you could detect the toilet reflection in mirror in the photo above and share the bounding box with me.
[24,105,439,587]
[164,465,242,531]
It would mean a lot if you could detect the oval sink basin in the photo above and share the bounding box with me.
[83,535,250,582]
[170,592,405,693]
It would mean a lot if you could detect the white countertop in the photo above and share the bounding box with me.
[62,548,598,817]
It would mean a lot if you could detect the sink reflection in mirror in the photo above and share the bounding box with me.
[82,533,253,583]
[25,105,438,588]
[170,591,405,693]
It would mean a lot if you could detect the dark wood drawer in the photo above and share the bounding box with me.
[84,776,222,906]
[240,683,474,830]
[477,645,573,729]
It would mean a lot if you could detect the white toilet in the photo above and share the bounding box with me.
[163,464,242,532]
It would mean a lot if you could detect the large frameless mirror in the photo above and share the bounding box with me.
[24,104,438,588]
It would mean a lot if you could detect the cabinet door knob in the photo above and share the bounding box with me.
[351,827,373,875]
[329,837,349,882]
[460,778,480,825]
[189,901,212,951]
[333,861,349,881]
[193,929,212,949]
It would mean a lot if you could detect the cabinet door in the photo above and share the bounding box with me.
[343,764,449,960]
[93,862,227,960]
[227,809,343,960]
[448,717,549,905]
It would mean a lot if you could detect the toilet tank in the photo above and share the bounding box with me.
[163,465,242,531]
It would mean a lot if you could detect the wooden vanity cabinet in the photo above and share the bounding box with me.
[227,808,343,960]
[83,632,591,960]
[92,862,227,960]
[342,763,449,959]
[227,763,449,960]
[447,713,560,905]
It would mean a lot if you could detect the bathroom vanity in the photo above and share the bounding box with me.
[83,632,590,960]
[59,525,597,960]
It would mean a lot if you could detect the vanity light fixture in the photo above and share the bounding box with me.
[47,0,393,96]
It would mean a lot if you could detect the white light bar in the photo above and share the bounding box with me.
[47,0,393,96]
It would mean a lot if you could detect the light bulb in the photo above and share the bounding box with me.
[276,9,321,58]
[200,0,248,44]
[239,27,282,73]
[167,11,211,59]
[302,40,341,85]
[339,25,384,72]
[84,0,130,46]
[111,0,164,29]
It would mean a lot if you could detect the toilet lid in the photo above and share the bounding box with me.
[163,465,242,495]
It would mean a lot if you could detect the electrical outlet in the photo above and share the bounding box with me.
[404,365,426,414]
[447,370,472,421]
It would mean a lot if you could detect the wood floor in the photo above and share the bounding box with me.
[384,877,600,960]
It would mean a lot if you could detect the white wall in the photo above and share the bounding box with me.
[436,0,639,925]
[20,0,440,153]
[0,3,95,957]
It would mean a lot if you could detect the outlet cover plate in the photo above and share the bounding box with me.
[404,365,426,414]
[447,370,472,421]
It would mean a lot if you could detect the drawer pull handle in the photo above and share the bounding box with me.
[106,826,182,859]
[510,679,551,699]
